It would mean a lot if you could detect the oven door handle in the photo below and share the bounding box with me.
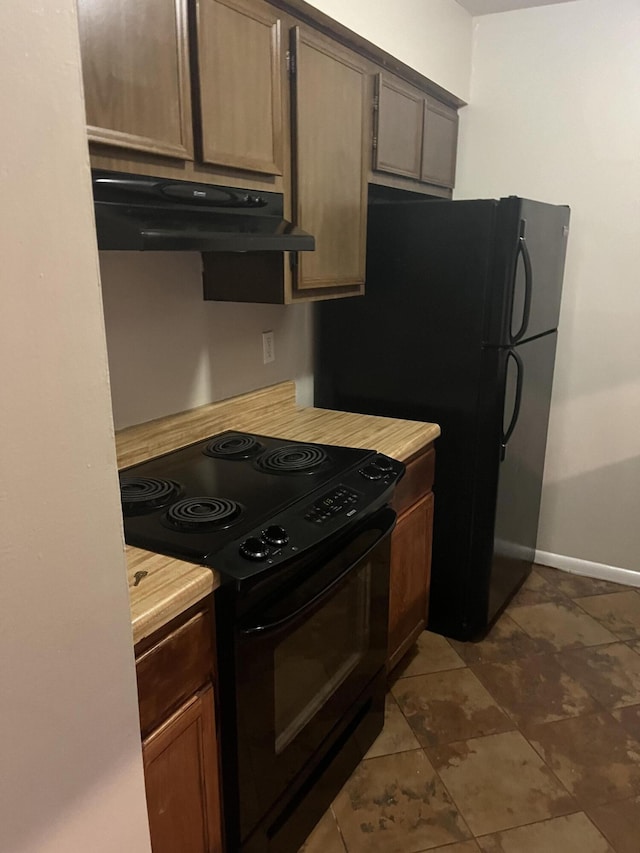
[240,510,396,637]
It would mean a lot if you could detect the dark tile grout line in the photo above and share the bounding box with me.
[328,804,348,853]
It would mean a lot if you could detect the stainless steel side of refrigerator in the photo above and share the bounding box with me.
[314,195,570,641]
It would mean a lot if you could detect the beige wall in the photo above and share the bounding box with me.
[307,0,473,100]
[455,0,640,572]
[101,253,313,429]
[0,3,151,851]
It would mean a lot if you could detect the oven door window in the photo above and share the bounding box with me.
[274,562,371,754]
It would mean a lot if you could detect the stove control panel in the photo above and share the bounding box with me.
[231,452,404,573]
[237,484,364,561]
[304,486,361,525]
[238,526,290,561]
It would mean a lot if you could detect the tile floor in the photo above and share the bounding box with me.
[299,566,640,853]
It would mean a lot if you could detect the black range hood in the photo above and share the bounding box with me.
[92,171,315,253]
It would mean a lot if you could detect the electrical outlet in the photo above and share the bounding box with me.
[262,330,275,364]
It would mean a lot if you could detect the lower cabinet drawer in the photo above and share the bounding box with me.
[392,446,435,517]
[136,609,214,737]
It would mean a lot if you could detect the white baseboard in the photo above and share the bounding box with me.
[535,549,640,589]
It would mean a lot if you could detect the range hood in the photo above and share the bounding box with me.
[92,171,315,253]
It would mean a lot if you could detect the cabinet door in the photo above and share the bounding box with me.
[196,0,284,175]
[291,27,369,292]
[421,98,458,188]
[143,686,223,853]
[388,493,434,671]
[77,0,193,159]
[373,74,423,180]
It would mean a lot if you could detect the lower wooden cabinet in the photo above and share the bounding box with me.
[143,686,223,853]
[136,601,223,853]
[388,494,434,670]
[387,446,435,671]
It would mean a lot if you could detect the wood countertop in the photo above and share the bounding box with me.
[119,382,440,644]
[127,546,218,645]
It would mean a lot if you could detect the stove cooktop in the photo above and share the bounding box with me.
[120,430,404,581]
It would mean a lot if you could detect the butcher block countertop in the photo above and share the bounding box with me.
[118,381,440,644]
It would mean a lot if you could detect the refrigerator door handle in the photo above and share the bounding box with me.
[501,349,524,461]
[511,227,533,343]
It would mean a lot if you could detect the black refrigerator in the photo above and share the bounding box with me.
[314,196,570,641]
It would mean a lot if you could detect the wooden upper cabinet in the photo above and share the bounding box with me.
[291,27,369,293]
[77,0,193,159]
[421,97,459,188]
[195,0,284,175]
[372,73,459,191]
[373,74,423,180]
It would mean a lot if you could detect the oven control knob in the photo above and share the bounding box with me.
[373,455,394,472]
[359,464,384,481]
[262,525,289,547]
[239,537,270,561]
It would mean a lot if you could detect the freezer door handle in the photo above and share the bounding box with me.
[501,349,524,460]
[511,226,533,343]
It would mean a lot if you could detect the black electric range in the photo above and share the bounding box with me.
[119,429,404,585]
[120,430,405,853]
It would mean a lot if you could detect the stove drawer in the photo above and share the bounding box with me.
[136,606,215,737]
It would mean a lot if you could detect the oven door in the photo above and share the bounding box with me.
[233,506,395,841]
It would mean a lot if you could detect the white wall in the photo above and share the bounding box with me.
[101,253,313,429]
[307,0,473,100]
[455,0,640,572]
[0,3,151,851]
